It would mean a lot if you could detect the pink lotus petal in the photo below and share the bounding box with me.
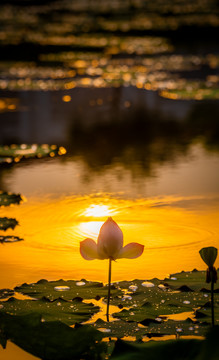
[97,217,123,259]
[80,238,99,260]
[117,242,144,259]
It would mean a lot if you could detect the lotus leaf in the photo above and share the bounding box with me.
[110,326,219,360]
[0,297,100,325]
[0,236,23,244]
[94,318,146,339]
[0,217,18,231]
[0,144,66,161]
[0,192,22,207]
[163,270,219,291]
[0,289,14,300]
[0,312,105,360]
[15,279,122,301]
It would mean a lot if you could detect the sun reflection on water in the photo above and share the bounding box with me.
[83,204,114,218]
[0,191,219,291]
[78,221,104,238]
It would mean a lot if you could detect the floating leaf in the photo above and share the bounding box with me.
[0,312,105,360]
[163,271,218,292]
[94,318,146,339]
[112,303,188,323]
[0,192,22,207]
[4,272,219,339]
[0,289,14,300]
[0,217,18,231]
[15,279,122,301]
[110,327,219,360]
[0,297,100,325]
[0,157,13,165]
[144,318,208,337]
[0,236,23,244]
[0,144,66,162]
[194,301,219,325]
[159,88,219,101]
[111,275,215,310]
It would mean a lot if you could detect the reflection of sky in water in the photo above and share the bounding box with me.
[2,144,219,198]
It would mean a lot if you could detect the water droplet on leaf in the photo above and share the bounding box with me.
[129,285,138,291]
[54,286,70,291]
[142,282,155,288]
[98,328,111,333]
[183,300,190,304]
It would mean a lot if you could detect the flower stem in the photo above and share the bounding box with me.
[211,275,215,327]
[106,258,112,322]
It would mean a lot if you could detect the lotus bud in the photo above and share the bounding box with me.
[199,247,218,267]
[199,247,218,284]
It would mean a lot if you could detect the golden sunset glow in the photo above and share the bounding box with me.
[0,193,219,289]
[78,221,103,238]
[1,1,219,358]
[83,204,114,218]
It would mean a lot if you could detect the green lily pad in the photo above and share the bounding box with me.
[96,317,204,339]
[110,327,219,360]
[0,157,13,165]
[0,289,14,300]
[112,287,211,319]
[0,312,105,360]
[194,300,219,325]
[0,192,22,207]
[112,299,192,323]
[94,318,146,339]
[0,144,66,161]
[0,236,23,244]
[0,217,18,231]
[15,279,122,301]
[110,272,218,328]
[159,88,219,101]
[2,273,218,341]
[145,318,208,337]
[163,270,219,292]
[0,297,100,325]
[111,277,213,311]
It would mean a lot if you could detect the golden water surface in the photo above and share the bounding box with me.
[0,144,218,290]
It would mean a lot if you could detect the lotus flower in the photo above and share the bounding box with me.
[80,217,144,321]
[80,217,144,261]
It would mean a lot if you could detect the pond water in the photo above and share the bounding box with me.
[0,88,219,292]
[0,1,219,358]
[1,93,219,360]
